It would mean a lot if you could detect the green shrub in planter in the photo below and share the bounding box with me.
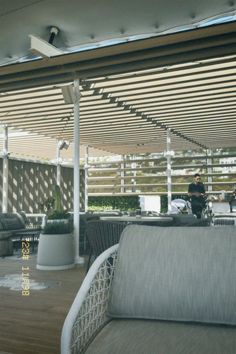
[40,184,70,220]
[37,185,75,270]
[42,221,73,235]
[40,184,72,230]
[47,210,71,220]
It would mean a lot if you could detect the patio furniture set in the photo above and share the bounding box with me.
[85,213,211,270]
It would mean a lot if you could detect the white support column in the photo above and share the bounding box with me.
[84,145,89,212]
[56,140,61,187]
[73,77,84,265]
[207,149,213,193]
[131,156,137,193]
[120,155,125,193]
[166,128,172,214]
[2,125,9,213]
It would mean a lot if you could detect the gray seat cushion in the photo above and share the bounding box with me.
[108,225,236,325]
[0,233,13,256]
[85,319,236,354]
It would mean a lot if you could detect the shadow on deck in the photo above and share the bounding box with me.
[0,252,86,354]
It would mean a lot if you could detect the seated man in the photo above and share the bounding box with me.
[188,173,206,219]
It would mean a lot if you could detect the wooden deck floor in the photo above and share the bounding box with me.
[0,252,86,354]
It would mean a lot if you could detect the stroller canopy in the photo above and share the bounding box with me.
[170,199,191,214]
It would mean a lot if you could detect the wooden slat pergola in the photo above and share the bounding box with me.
[1,26,236,158]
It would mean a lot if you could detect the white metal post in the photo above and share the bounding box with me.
[166,128,172,214]
[207,149,213,193]
[131,156,137,193]
[120,155,125,193]
[84,145,89,212]
[2,125,9,213]
[56,140,61,187]
[73,78,84,264]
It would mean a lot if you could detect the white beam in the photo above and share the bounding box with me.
[56,140,61,187]
[207,149,213,192]
[2,125,9,213]
[84,145,89,212]
[120,155,125,193]
[29,34,63,57]
[166,128,172,214]
[73,78,84,265]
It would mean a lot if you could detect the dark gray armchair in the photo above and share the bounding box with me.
[85,220,127,270]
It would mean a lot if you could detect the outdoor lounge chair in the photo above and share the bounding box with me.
[85,220,127,271]
[61,225,236,354]
[0,212,42,256]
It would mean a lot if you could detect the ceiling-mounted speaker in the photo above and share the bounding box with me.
[59,140,70,150]
[61,85,75,104]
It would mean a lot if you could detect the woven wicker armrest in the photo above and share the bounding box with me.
[61,244,119,354]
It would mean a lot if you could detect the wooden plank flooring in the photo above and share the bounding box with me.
[0,252,86,354]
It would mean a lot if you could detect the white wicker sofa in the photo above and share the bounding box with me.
[61,225,236,354]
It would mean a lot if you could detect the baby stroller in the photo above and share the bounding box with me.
[170,199,192,214]
[189,195,213,220]
[202,198,213,220]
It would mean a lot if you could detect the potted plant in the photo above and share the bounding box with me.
[37,185,75,270]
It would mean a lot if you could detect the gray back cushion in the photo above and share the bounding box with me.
[108,225,236,325]
[0,213,25,230]
[0,220,4,231]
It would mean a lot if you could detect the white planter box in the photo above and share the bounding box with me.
[37,233,75,270]
[139,195,161,213]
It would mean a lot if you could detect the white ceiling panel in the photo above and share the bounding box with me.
[1,0,236,66]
